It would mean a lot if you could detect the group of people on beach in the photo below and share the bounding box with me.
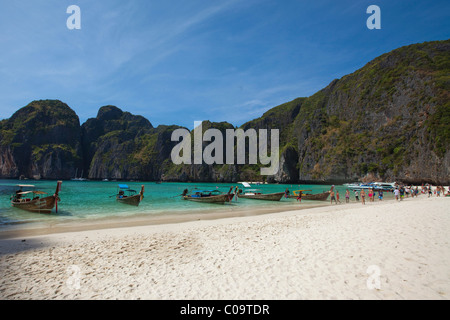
[422,185,448,197]
[393,185,419,201]
[329,188,349,204]
[329,188,384,205]
[393,184,450,200]
[329,184,449,205]
[355,188,384,205]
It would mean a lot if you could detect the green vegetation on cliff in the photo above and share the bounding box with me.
[240,40,450,184]
[0,40,448,183]
[0,100,82,179]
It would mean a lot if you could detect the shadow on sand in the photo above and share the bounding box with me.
[0,237,48,255]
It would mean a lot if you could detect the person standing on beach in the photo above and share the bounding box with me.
[296,191,303,202]
[355,190,359,202]
[394,188,400,201]
[330,190,337,204]
[360,189,366,205]
[400,187,405,201]
[368,188,373,202]
[336,190,341,204]
[378,190,383,201]
[345,189,350,203]
[428,186,433,197]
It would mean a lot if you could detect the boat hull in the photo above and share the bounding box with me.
[289,192,331,201]
[116,194,142,206]
[116,185,145,206]
[184,194,233,204]
[11,195,57,214]
[238,192,285,201]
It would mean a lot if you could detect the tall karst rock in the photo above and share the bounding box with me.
[0,100,82,180]
[0,40,448,184]
[81,105,184,181]
[242,40,450,184]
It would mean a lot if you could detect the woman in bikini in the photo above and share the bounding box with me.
[360,189,366,205]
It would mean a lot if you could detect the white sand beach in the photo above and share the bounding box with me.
[0,195,449,300]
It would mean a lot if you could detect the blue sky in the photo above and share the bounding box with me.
[0,0,449,128]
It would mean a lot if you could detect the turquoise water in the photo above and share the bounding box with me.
[0,180,368,226]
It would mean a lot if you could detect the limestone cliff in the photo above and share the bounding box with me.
[0,40,448,184]
[0,100,82,180]
[241,40,450,185]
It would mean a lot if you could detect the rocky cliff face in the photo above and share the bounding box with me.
[161,121,241,182]
[81,106,194,181]
[0,40,448,184]
[81,105,153,180]
[302,40,450,184]
[241,40,450,185]
[0,100,82,180]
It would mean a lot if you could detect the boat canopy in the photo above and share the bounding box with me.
[16,191,34,195]
[118,185,137,194]
[32,191,48,195]
[240,182,251,188]
[16,184,35,188]
[17,191,48,195]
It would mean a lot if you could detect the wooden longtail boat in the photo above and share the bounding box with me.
[238,189,285,201]
[183,189,234,204]
[302,191,331,201]
[116,184,145,206]
[11,181,62,214]
[288,190,331,201]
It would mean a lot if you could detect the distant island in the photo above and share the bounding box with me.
[0,40,449,185]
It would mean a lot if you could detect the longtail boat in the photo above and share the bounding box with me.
[238,189,285,201]
[116,184,145,206]
[182,188,234,204]
[302,191,331,201]
[288,190,330,201]
[11,181,62,214]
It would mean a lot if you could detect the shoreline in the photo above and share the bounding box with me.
[0,200,334,239]
[1,195,448,300]
[0,193,411,239]
[1,188,402,240]
[0,179,341,232]
[1,179,434,238]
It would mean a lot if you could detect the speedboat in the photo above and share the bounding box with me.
[344,182,396,191]
[372,182,396,191]
[344,182,374,190]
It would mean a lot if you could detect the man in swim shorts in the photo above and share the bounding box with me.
[330,190,337,204]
